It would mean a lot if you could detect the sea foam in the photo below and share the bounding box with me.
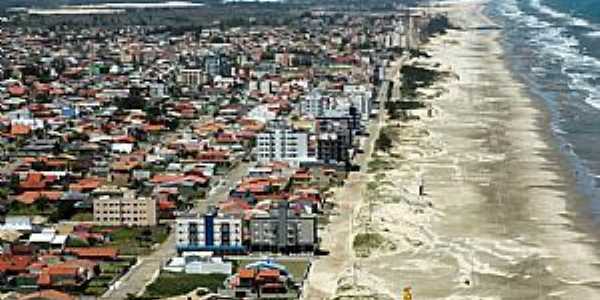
[529,0,595,29]
[501,0,600,111]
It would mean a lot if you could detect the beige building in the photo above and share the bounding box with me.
[93,195,158,226]
[179,69,204,88]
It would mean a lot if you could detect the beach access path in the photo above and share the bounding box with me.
[303,59,403,299]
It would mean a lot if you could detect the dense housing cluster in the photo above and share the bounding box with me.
[0,4,434,299]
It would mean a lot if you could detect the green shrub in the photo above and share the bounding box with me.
[367,158,392,173]
[84,286,107,296]
[94,225,169,256]
[100,262,126,274]
[353,232,395,258]
[375,130,393,153]
[400,65,441,98]
[143,272,227,299]
[66,238,89,248]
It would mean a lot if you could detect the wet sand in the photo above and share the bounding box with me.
[306,1,600,299]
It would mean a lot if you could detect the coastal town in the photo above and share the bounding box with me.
[0,2,452,300]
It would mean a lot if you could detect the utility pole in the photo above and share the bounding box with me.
[404,9,411,50]
[368,189,373,229]
[352,262,357,287]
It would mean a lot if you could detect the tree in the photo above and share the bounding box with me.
[0,188,9,200]
[34,197,50,212]
[166,118,179,131]
[66,237,90,248]
[31,161,46,171]
[50,200,76,222]
[144,105,162,122]
[9,175,20,193]
[53,141,62,156]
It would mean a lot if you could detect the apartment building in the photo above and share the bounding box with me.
[318,113,355,139]
[248,201,318,253]
[204,54,231,78]
[299,90,333,117]
[317,132,350,165]
[93,195,157,226]
[256,121,313,165]
[175,210,244,254]
[179,69,204,88]
[344,90,373,122]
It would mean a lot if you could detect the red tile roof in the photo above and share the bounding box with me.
[218,199,252,214]
[239,268,255,279]
[111,160,140,172]
[159,200,176,210]
[19,290,75,300]
[257,269,280,278]
[292,170,312,180]
[11,124,32,136]
[59,259,97,270]
[151,174,209,185]
[112,135,136,143]
[69,178,104,192]
[143,124,165,132]
[37,273,51,286]
[8,85,27,97]
[64,247,118,259]
[16,191,63,205]
[0,255,33,273]
[46,266,79,276]
[20,172,51,190]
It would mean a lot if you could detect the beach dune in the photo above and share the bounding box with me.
[305,1,600,299]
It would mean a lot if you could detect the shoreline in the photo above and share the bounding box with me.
[481,0,600,267]
[418,3,600,297]
[305,1,600,299]
[487,11,600,245]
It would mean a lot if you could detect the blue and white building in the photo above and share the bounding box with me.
[176,210,244,254]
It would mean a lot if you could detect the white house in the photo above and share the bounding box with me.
[28,228,68,249]
[0,216,32,232]
[247,104,277,123]
[7,109,44,130]
[164,251,232,274]
[111,143,134,154]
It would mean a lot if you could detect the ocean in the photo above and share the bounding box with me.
[487,0,600,222]
[308,2,600,298]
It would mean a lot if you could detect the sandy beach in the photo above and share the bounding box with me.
[305,1,600,299]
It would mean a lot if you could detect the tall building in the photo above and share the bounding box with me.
[176,210,244,254]
[204,54,231,78]
[299,90,332,117]
[256,121,313,165]
[316,109,359,165]
[179,69,203,88]
[343,85,373,121]
[93,195,157,226]
[248,201,318,253]
[317,132,350,165]
[348,93,372,122]
[148,83,166,99]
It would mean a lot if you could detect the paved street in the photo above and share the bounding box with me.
[96,62,396,300]
[198,162,250,212]
[102,229,177,299]
[304,59,402,299]
[103,162,250,299]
